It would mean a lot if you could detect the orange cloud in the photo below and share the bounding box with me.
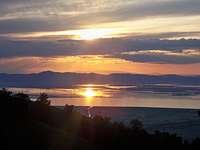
[1,56,200,75]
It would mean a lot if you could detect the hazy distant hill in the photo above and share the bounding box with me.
[0,71,200,88]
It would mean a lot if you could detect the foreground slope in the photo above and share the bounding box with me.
[1,89,200,149]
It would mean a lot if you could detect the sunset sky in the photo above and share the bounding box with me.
[1,0,200,74]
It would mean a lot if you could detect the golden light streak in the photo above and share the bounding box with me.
[2,56,200,75]
[2,15,200,40]
[6,28,117,40]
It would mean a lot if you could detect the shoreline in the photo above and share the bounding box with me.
[56,105,200,110]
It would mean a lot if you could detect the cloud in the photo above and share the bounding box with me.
[0,0,200,34]
[0,17,82,33]
[0,0,200,74]
[1,37,200,64]
[116,49,200,64]
[101,0,200,22]
[1,55,200,75]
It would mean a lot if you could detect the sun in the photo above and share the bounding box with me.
[78,29,111,40]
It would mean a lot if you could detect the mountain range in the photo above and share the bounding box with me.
[1,71,200,88]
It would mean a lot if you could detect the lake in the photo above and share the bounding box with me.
[7,83,200,109]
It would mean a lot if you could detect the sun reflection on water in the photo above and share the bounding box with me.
[77,84,111,106]
[79,87,103,98]
[84,88,96,98]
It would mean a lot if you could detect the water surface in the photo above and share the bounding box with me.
[8,84,200,109]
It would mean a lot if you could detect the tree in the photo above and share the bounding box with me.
[37,93,50,105]
[64,104,74,114]
[130,119,143,130]
[0,88,12,97]
[14,93,30,102]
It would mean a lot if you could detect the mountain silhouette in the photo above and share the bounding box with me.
[1,71,200,88]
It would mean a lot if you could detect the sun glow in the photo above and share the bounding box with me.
[9,28,118,40]
[78,29,113,40]
[79,30,103,40]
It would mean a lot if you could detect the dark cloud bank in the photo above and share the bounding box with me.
[1,38,200,64]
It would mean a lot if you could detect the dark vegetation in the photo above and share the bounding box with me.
[1,88,200,150]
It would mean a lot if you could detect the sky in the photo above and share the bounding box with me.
[1,0,200,75]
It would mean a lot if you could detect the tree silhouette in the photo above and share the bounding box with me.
[130,119,143,130]
[0,88,12,98]
[64,104,74,114]
[37,93,50,105]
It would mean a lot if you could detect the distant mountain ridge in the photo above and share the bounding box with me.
[0,71,200,88]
